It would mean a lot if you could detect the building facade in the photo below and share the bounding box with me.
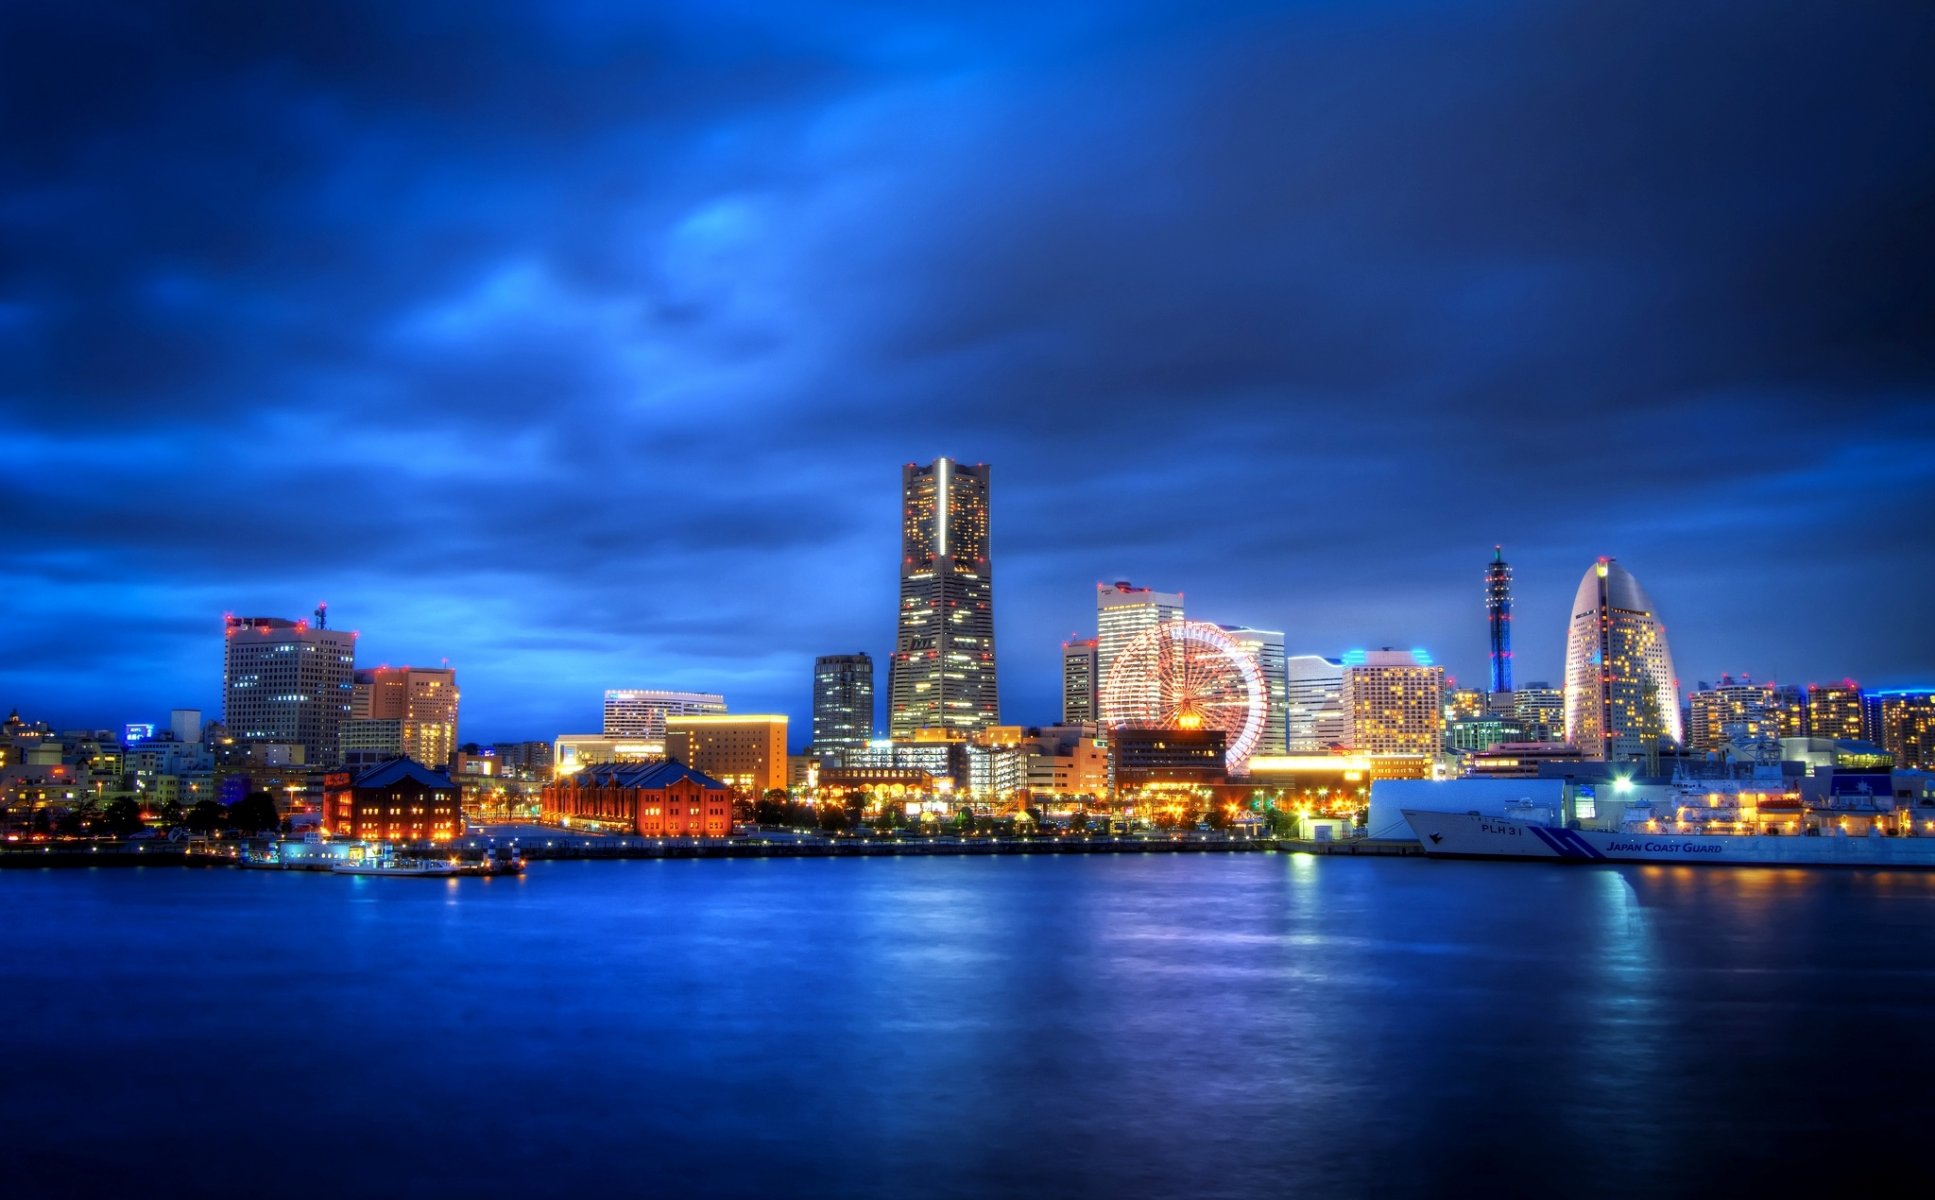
[1341,650,1445,757]
[811,654,874,767]
[1511,683,1566,743]
[602,690,727,742]
[665,714,789,794]
[1286,655,1347,752]
[1562,558,1683,760]
[1096,582,1183,719]
[352,666,459,768]
[1875,691,1935,771]
[541,760,732,838]
[222,613,357,767]
[889,458,999,737]
[1808,681,1867,742]
[1062,638,1099,725]
[324,758,463,843]
[1687,677,1782,758]
[1220,625,1287,756]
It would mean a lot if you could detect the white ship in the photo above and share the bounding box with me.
[1403,777,1935,869]
[1403,809,1935,868]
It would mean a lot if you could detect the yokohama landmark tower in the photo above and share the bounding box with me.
[889,458,999,737]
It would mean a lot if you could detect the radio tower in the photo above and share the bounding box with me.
[1485,546,1513,695]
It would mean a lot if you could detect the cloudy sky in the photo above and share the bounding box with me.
[4,1,1932,743]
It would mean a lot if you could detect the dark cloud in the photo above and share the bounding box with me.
[3,0,1932,738]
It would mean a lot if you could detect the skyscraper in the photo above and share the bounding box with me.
[1875,691,1935,770]
[222,611,356,766]
[1061,638,1098,725]
[1095,581,1183,721]
[1286,655,1346,751]
[1686,677,1779,759]
[889,458,998,737]
[1562,558,1683,760]
[352,666,460,768]
[1341,649,1445,757]
[1485,545,1513,695]
[1220,625,1287,755]
[812,653,874,766]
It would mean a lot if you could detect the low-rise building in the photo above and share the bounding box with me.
[324,759,464,843]
[541,760,732,838]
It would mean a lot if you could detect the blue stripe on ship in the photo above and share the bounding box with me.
[1527,825,1606,860]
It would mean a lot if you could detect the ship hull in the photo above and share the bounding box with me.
[1401,810,1935,869]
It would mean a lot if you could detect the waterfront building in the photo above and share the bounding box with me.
[352,666,459,768]
[541,760,732,838]
[602,689,726,742]
[1062,638,1099,725]
[1808,681,1867,742]
[848,738,968,791]
[1096,582,1184,720]
[1021,725,1109,798]
[1511,683,1565,743]
[1464,742,1591,778]
[811,654,874,767]
[665,714,789,794]
[323,758,463,843]
[1286,655,1347,752]
[222,611,357,767]
[1561,558,1683,759]
[1486,545,1514,694]
[888,458,999,737]
[1875,691,1935,771]
[1111,726,1227,789]
[1341,649,1445,757]
[1687,677,1782,759]
[1220,625,1288,756]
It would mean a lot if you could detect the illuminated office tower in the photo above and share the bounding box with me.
[1286,655,1347,751]
[602,690,727,742]
[666,714,790,794]
[1096,582,1184,725]
[1875,691,1935,771]
[1220,625,1287,755]
[1485,545,1514,695]
[1340,649,1445,756]
[1512,683,1566,742]
[812,654,874,767]
[222,610,356,766]
[1807,681,1867,742]
[1062,638,1098,725]
[352,666,461,768]
[1562,558,1683,760]
[888,458,998,737]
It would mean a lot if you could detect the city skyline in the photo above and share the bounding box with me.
[4,4,1933,741]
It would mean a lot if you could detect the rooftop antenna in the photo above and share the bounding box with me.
[315,602,328,630]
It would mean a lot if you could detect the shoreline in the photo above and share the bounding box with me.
[0,835,1424,869]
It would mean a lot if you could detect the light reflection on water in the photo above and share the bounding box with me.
[1,855,1929,1198]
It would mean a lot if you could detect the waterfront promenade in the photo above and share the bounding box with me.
[0,831,1422,867]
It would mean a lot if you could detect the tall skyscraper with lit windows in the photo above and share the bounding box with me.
[222,611,357,766]
[352,666,460,768]
[1061,638,1098,724]
[1562,558,1683,759]
[1096,581,1184,723]
[812,654,874,766]
[889,458,998,737]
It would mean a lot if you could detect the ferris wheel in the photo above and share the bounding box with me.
[1099,620,1266,772]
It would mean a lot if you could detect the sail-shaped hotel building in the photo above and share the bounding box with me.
[1563,558,1683,760]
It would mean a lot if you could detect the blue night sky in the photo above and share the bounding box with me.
[3,1,1932,744]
